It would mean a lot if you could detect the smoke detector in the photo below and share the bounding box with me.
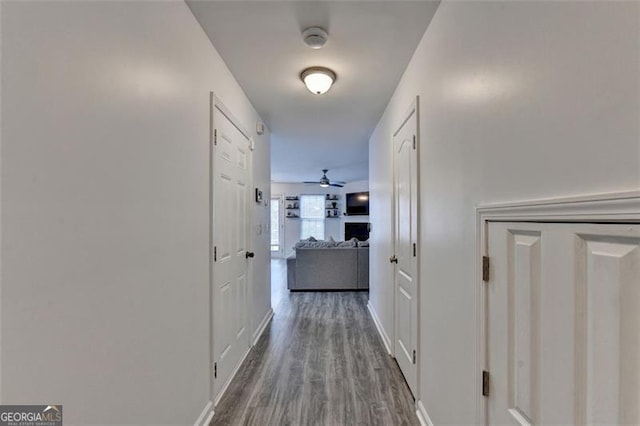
[302,27,328,49]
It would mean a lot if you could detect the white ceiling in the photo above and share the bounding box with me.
[188,1,440,184]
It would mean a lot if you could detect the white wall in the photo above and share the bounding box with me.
[369,1,639,423]
[1,1,270,424]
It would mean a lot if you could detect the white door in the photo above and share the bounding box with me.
[211,102,251,401]
[486,221,640,425]
[392,105,419,396]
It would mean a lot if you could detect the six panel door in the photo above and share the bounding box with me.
[487,222,639,425]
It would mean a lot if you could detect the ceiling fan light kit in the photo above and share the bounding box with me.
[304,169,345,188]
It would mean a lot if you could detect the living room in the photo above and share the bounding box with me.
[270,177,370,294]
[271,179,370,258]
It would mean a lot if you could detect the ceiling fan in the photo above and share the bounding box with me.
[304,169,345,188]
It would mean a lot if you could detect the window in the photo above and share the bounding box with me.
[270,197,281,252]
[300,195,325,240]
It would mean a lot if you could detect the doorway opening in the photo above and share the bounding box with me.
[270,195,284,258]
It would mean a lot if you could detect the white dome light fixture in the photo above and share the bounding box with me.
[302,27,328,49]
[300,67,337,95]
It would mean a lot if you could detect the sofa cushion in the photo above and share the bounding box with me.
[294,239,337,250]
[336,238,357,248]
[357,239,370,247]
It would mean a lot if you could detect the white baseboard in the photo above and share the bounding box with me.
[416,400,434,426]
[367,302,392,355]
[194,401,214,426]
[252,308,274,346]
[214,344,252,406]
[213,308,273,407]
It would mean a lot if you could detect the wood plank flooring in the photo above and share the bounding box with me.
[210,260,418,426]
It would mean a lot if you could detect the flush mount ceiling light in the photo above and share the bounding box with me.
[300,67,337,95]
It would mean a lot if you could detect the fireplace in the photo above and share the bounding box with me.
[345,222,370,241]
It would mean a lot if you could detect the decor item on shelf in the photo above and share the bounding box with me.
[300,67,336,95]
[304,169,344,188]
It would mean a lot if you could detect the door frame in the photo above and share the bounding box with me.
[391,96,421,397]
[475,191,640,424]
[209,92,254,406]
[270,194,284,258]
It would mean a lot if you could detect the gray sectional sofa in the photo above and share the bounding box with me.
[287,238,369,291]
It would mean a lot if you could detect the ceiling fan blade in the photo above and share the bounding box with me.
[329,183,344,188]
[303,181,319,184]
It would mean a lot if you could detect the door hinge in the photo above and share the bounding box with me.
[214,129,217,146]
[214,246,217,262]
[413,135,416,150]
[214,362,217,379]
[412,350,417,364]
[482,256,490,282]
[482,370,490,397]
[413,243,417,257]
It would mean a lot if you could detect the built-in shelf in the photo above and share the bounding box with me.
[283,193,342,220]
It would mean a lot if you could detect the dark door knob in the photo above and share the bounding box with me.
[389,255,398,264]
[246,252,255,259]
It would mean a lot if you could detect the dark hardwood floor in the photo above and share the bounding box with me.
[210,259,418,426]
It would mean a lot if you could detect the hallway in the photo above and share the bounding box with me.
[210,260,418,425]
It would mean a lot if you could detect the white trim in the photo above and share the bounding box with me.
[210,91,254,403]
[213,345,252,407]
[252,308,274,346]
[193,401,214,426]
[391,95,421,398]
[476,190,640,223]
[475,190,640,425]
[393,97,418,138]
[212,306,272,410]
[208,92,215,402]
[416,400,434,426]
[367,302,392,355]
[212,93,251,140]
